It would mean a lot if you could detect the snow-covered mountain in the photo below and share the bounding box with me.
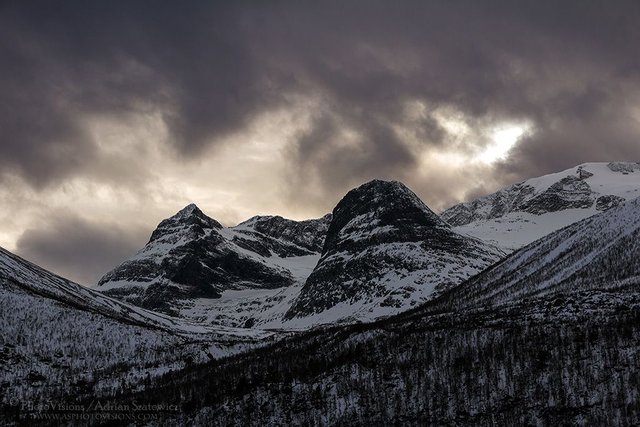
[284,180,505,324]
[98,181,508,330]
[120,194,640,425]
[442,162,640,250]
[97,205,330,316]
[5,168,640,425]
[236,214,332,254]
[0,245,273,407]
[96,166,639,329]
[435,194,640,310]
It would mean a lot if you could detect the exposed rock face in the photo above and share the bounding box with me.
[442,183,536,226]
[98,205,330,315]
[521,176,595,214]
[607,161,640,174]
[441,173,599,227]
[596,194,626,211]
[285,180,505,320]
[235,214,332,255]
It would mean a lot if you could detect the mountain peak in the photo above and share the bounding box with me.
[349,179,429,203]
[148,204,223,244]
[441,161,640,251]
[330,179,443,242]
[177,202,200,215]
[172,203,214,222]
[285,180,504,321]
[353,179,407,194]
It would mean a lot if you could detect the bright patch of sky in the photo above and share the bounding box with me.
[477,124,531,164]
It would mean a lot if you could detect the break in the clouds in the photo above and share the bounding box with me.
[1,1,640,283]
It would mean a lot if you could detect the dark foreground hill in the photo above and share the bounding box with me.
[104,290,640,426]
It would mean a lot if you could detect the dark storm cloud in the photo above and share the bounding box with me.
[3,1,640,279]
[248,0,640,205]
[2,1,640,187]
[15,213,150,285]
[0,1,287,186]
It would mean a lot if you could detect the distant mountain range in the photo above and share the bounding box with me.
[2,160,640,424]
[97,161,640,329]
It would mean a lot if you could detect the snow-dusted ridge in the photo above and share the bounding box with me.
[97,206,331,326]
[435,194,640,310]
[0,245,276,407]
[97,180,504,330]
[0,246,268,337]
[442,162,640,250]
[96,164,640,330]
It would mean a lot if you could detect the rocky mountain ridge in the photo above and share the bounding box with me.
[0,245,272,409]
[442,162,640,250]
[98,206,331,316]
[434,194,640,311]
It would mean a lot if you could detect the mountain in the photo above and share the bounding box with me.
[284,180,505,324]
[5,172,640,425]
[235,214,332,254]
[0,245,272,411]
[441,162,640,250]
[104,192,640,426]
[97,205,331,316]
[434,194,640,310]
[98,182,506,330]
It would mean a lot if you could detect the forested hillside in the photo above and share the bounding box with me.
[112,290,640,426]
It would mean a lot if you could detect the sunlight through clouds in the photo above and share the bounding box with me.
[477,124,531,164]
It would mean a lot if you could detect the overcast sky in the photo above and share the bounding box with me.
[1,1,640,284]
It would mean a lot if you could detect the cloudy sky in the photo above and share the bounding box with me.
[1,1,640,284]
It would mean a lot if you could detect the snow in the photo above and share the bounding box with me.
[0,246,273,339]
[451,195,640,308]
[93,162,640,331]
[0,244,285,408]
[453,208,596,250]
[447,162,640,250]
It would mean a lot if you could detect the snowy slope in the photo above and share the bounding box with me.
[174,254,320,329]
[284,180,505,326]
[0,246,275,407]
[442,162,640,250]
[0,246,272,338]
[97,205,330,317]
[436,195,640,310]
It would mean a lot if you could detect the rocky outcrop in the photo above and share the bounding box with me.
[234,214,332,256]
[520,176,595,214]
